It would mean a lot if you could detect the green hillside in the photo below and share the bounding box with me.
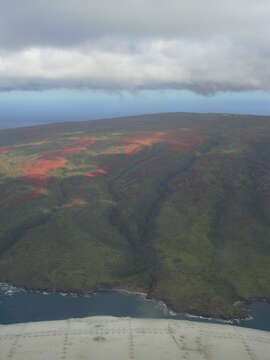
[0,112,270,318]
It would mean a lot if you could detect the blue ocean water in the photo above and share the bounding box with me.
[0,283,269,332]
[0,89,269,130]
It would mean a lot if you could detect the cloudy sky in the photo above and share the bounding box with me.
[0,0,269,127]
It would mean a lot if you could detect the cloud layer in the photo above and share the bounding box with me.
[0,0,269,94]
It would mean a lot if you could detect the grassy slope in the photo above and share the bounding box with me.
[0,113,270,318]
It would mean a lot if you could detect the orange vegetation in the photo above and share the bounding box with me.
[113,130,205,155]
[11,157,68,205]
[10,136,97,204]
[24,157,67,179]
[122,144,142,155]
[71,198,88,206]
[115,131,205,155]
[84,169,107,178]
[117,132,168,155]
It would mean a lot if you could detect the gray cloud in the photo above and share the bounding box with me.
[0,0,269,94]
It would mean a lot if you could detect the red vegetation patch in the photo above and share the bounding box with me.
[10,136,98,204]
[72,198,88,206]
[24,157,67,178]
[122,144,142,155]
[11,158,68,205]
[0,146,9,154]
[115,132,168,155]
[84,169,107,178]
[113,131,204,155]
[14,157,67,202]
[9,167,20,173]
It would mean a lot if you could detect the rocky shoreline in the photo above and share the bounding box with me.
[1,280,265,323]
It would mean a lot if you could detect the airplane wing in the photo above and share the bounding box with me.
[0,316,269,360]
